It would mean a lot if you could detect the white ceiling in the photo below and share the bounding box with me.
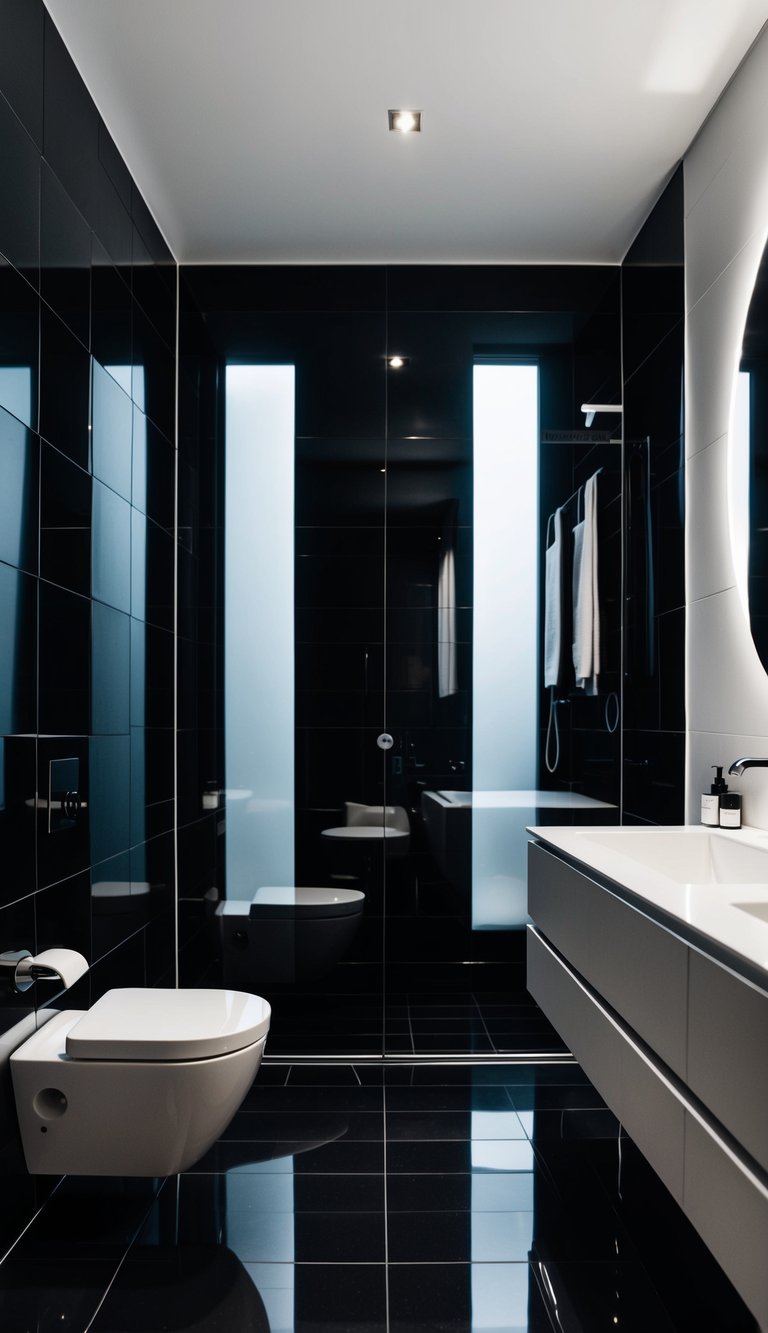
[45,0,768,265]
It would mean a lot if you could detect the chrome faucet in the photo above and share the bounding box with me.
[728,757,768,776]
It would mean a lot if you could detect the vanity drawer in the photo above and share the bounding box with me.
[527,926,685,1202]
[684,1109,768,1329]
[528,841,688,1077]
[687,948,768,1174]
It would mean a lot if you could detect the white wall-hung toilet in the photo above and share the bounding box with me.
[10,987,271,1176]
[216,886,365,986]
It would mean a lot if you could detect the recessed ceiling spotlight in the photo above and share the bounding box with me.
[388,355,410,369]
[388,109,421,134]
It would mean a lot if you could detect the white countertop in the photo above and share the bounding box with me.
[427,789,616,810]
[528,823,768,985]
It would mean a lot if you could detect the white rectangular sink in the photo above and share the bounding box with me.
[734,901,768,924]
[575,827,768,885]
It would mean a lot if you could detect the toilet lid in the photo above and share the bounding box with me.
[249,886,365,920]
[66,988,271,1061]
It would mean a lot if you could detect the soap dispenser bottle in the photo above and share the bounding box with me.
[701,766,727,826]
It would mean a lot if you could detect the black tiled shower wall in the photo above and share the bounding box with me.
[621,166,686,823]
[179,264,624,1006]
[0,0,177,1246]
[176,296,224,986]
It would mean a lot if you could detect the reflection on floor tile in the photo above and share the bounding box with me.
[0,1061,758,1333]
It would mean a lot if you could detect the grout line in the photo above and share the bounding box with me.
[472,990,497,1054]
[382,1046,390,1333]
[405,996,416,1057]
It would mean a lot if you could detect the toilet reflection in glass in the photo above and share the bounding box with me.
[216,886,365,987]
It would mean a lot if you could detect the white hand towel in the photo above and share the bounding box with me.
[572,472,600,694]
[544,508,563,688]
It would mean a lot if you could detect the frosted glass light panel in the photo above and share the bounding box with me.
[225,366,295,898]
[472,364,539,929]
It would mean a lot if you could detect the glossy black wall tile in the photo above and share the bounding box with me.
[42,16,99,227]
[90,240,132,369]
[0,92,39,285]
[92,479,131,613]
[0,407,38,576]
[0,262,39,429]
[91,601,130,735]
[621,166,685,821]
[0,0,178,1256]
[132,304,175,439]
[39,441,91,595]
[38,580,89,734]
[0,737,36,907]
[41,161,91,346]
[39,303,90,467]
[0,561,36,735]
[91,359,133,501]
[89,733,131,865]
[0,2,44,150]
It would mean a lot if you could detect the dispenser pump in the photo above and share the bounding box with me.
[710,766,728,795]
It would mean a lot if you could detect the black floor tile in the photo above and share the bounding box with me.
[287,1263,388,1333]
[388,1262,531,1333]
[406,1004,482,1019]
[221,1110,384,1142]
[251,1062,291,1084]
[293,1173,386,1213]
[409,1018,489,1035]
[385,1036,416,1053]
[267,1035,385,1055]
[388,1210,472,1263]
[189,1138,386,1175]
[506,1083,608,1112]
[287,1064,384,1085]
[388,1209,536,1263]
[385,1108,526,1142]
[239,1084,384,1114]
[294,1211,386,1263]
[11,1176,161,1261]
[0,1257,120,1333]
[91,1246,272,1332]
[520,1107,624,1142]
[491,1033,569,1055]
[268,1016,387,1036]
[384,1085,513,1112]
[387,1139,535,1174]
[411,1034,495,1054]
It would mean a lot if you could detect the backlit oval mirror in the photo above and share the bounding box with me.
[736,235,768,670]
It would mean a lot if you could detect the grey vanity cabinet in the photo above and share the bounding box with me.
[687,948,768,1175]
[527,838,768,1330]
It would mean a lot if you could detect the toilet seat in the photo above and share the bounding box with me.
[248,886,364,921]
[65,988,271,1061]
